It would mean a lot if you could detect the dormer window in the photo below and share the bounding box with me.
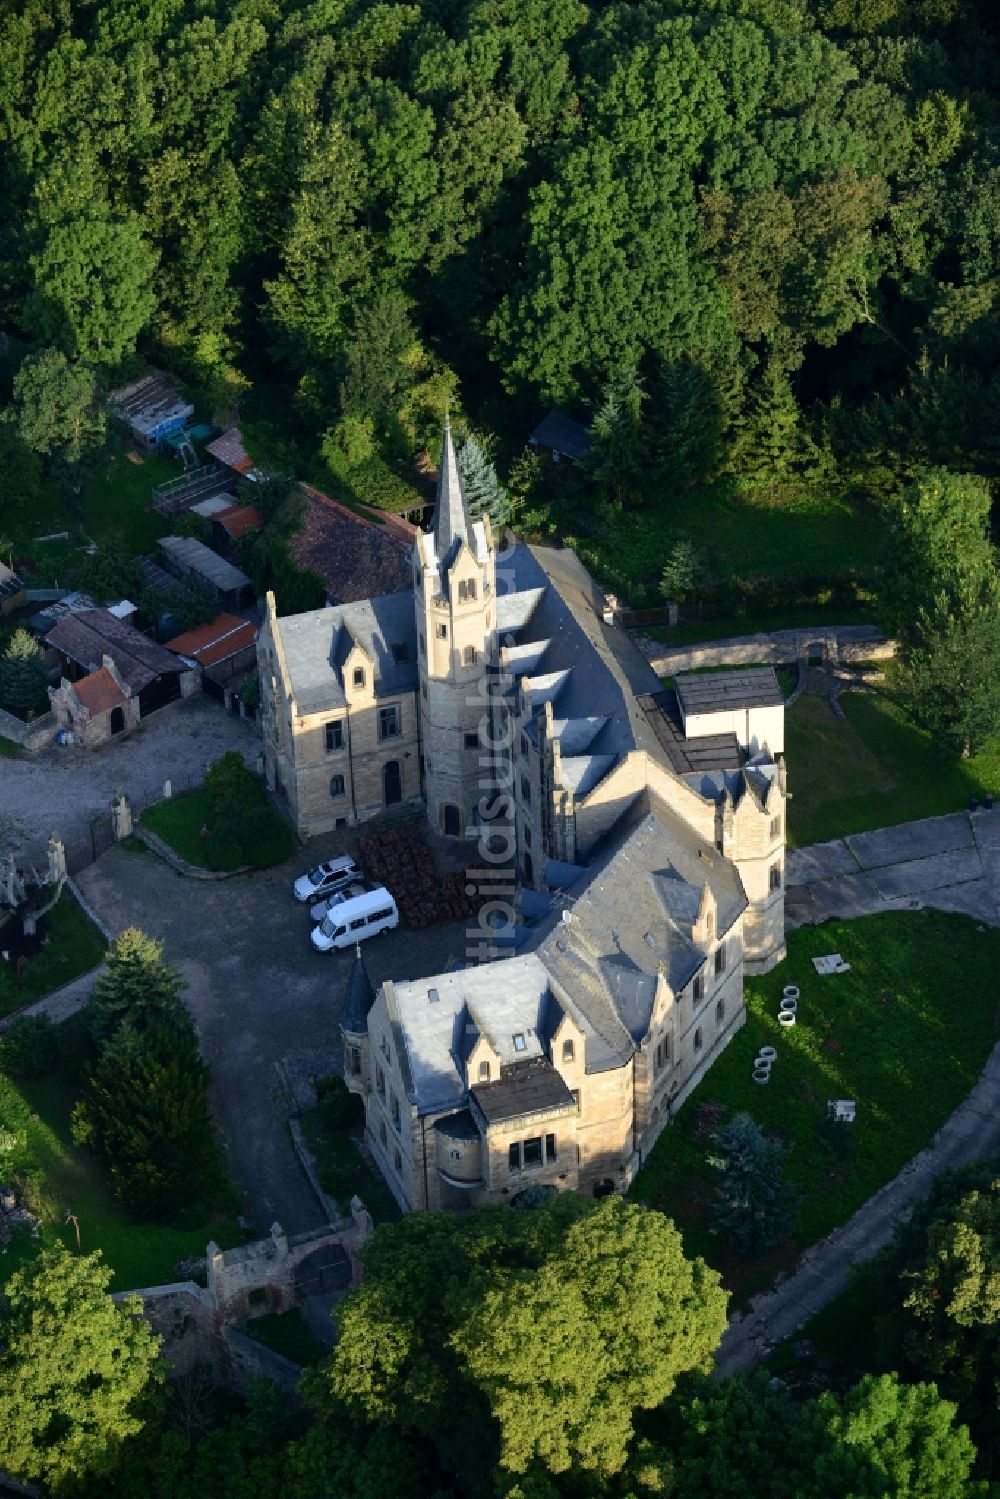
[479,1060,491,1081]
[562,1039,574,1063]
[513,1032,526,1053]
[353,667,365,688]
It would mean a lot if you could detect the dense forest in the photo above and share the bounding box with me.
[0,0,998,601]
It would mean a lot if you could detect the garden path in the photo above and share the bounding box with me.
[713,1038,1000,1378]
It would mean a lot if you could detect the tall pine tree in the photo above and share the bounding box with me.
[458,433,511,531]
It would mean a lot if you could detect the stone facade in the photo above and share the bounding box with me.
[48,655,141,749]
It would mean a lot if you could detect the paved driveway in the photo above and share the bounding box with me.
[786,811,1000,929]
[1,696,262,871]
[75,841,472,1235]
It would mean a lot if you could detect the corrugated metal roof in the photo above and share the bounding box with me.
[165,613,257,668]
[204,426,254,474]
[46,610,183,693]
[214,503,263,540]
[159,535,252,594]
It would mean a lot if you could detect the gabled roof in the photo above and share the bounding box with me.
[165,613,257,668]
[205,426,254,475]
[292,487,413,605]
[159,535,252,594]
[45,610,184,693]
[274,592,418,713]
[529,410,592,461]
[72,667,127,717]
[214,503,263,540]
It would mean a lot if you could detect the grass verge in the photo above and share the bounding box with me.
[141,786,296,872]
[1,1020,243,1290]
[300,1107,401,1225]
[785,691,1000,847]
[631,911,1000,1304]
[0,890,106,1019]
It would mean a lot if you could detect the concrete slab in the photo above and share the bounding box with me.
[847,813,973,869]
[869,846,984,898]
[922,880,999,926]
[786,840,857,884]
[793,871,884,925]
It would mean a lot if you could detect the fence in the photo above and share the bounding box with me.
[61,766,209,878]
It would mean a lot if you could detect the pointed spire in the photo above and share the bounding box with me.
[429,420,472,570]
[340,944,375,1034]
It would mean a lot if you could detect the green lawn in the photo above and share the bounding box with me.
[645,598,877,648]
[300,1107,402,1225]
[1,1023,244,1290]
[631,912,1000,1302]
[81,447,180,555]
[0,736,22,758]
[579,483,883,597]
[141,786,296,872]
[786,691,1000,847]
[0,890,107,1019]
[243,1309,328,1367]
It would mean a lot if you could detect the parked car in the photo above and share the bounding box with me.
[311,887,399,952]
[310,881,370,921]
[293,856,361,903]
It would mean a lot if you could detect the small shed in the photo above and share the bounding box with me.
[48,657,140,748]
[158,535,254,609]
[109,370,194,451]
[0,561,26,618]
[205,427,257,481]
[213,502,263,544]
[674,668,784,757]
[44,608,195,716]
[529,410,592,464]
[165,613,258,685]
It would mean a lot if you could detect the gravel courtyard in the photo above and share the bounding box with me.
[0,697,262,870]
[75,840,473,1235]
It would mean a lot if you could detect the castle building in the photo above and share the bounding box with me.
[260,423,789,1212]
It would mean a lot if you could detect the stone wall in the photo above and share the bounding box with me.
[0,705,57,750]
[645,627,896,677]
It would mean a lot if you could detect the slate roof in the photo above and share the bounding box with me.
[529,796,747,1069]
[389,954,554,1116]
[529,410,593,461]
[45,610,184,693]
[341,949,376,1034]
[676,668,783,715]
[290,487,412,605]
[159,535,252,594]
[275,592,418,714]
[429,422,472,573]
[471,1058,576,1125]
[165,614,257,668]
[635,689,743,775]
[73,667,126,717]
[494,545,670,822]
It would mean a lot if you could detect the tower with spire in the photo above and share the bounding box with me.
[414,421,497,837]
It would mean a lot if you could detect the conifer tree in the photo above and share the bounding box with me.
[0,627,49,715]
[710,1111,799,1255]
[458,433,511,531]
[85,927,188,1046]
[72,1019,221,1216]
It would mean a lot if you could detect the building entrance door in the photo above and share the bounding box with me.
[109,706,125,735]
[383,760,402,805]
[443,803,461,837]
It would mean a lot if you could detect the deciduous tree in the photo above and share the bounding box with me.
[0,1246,161,1492]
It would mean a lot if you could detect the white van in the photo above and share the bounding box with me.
[310,886,399,952]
